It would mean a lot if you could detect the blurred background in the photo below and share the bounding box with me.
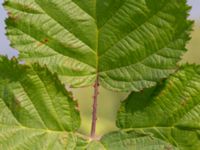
[0,0,200,137]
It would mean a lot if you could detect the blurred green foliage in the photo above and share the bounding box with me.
[183,22,200,64]
[73,21,200,137]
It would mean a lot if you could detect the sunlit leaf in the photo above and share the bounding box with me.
[0,56,88,149]
[114,65,200,149]
[4,0,192,91]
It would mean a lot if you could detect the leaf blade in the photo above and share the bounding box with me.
[4,0,193,91]
[115,65,200,149]
[0,56,88,149]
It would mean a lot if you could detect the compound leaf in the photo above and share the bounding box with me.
[4,0,193,91]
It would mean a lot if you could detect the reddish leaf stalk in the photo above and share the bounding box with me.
[90,76,99,139]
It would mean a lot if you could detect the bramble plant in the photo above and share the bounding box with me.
[0,0,200,149]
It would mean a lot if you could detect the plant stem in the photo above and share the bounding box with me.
[90,76,99,139]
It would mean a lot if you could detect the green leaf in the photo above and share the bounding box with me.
[115,65,200,149]
[0,56,88,149]
[100,131,176,150]
[87,141,106,150]
[4,0,193,91]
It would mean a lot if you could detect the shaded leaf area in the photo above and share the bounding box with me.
[114,65,200,149]
[100,131,177,150]
[4,0,193,91]
[87,130,177,150]
[0,57,89,149]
